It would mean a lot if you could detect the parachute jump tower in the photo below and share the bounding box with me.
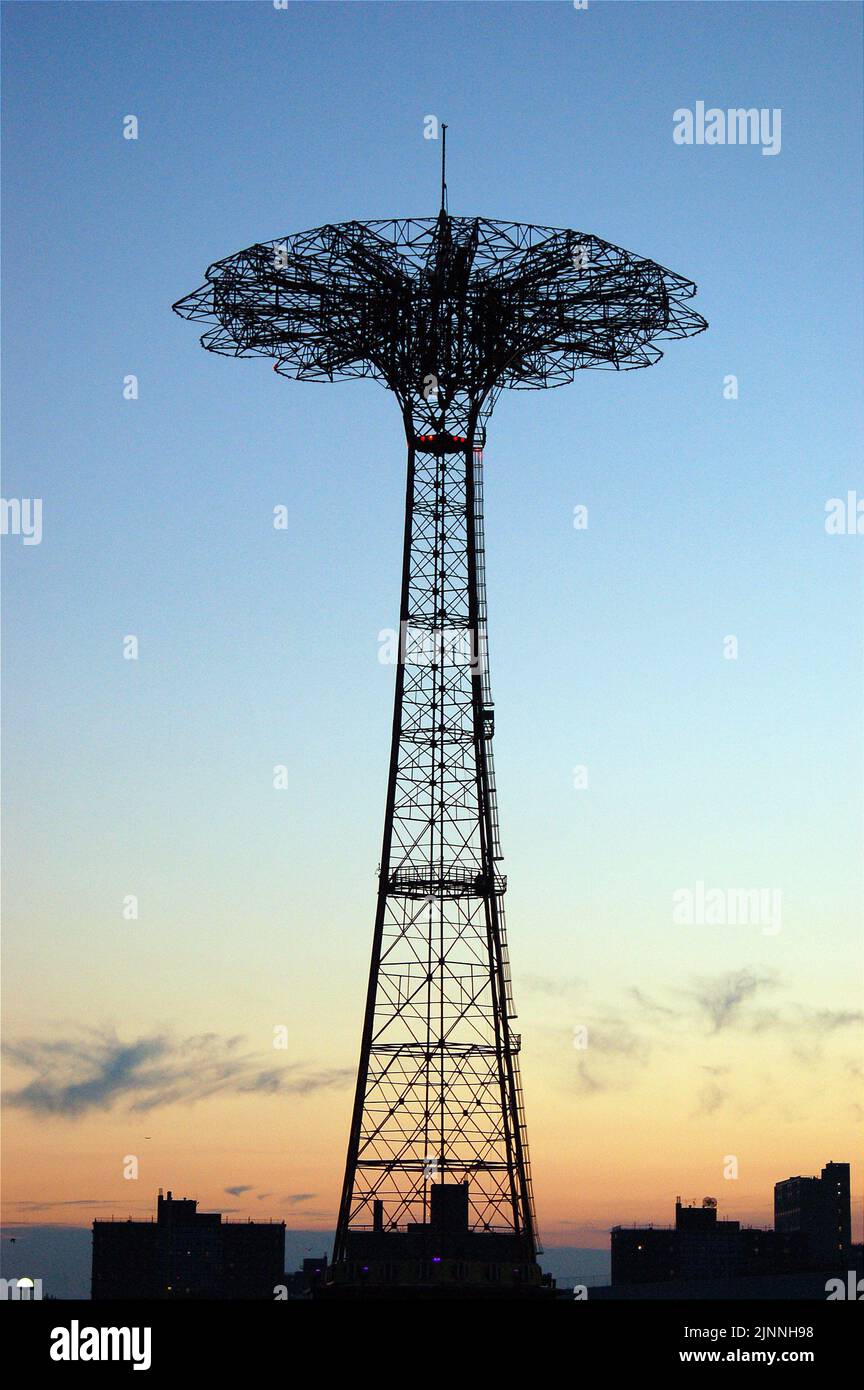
[174,135,706,1298]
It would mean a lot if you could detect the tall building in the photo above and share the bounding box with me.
[612,1198,741,1284]
[674,1198,742,1280]
[91,1191,285,1300]
[774,1161,851,1264]
[611,1162,854,1288]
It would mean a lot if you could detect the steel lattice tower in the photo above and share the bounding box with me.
[174,146,706,1297]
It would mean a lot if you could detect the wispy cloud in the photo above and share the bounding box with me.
[688,981,864,1040]
[587,1021,643,1058]
[807,1009,864,1033]
[7,1199,129,1213]
[522,974,586,999]
[628,987,680,1019]
[571,1061,607,1096]
[694,1081,729,1116]
[543,967,863,1117]
[3,1028,353,1119]
[224,1185,254,1197]
[691,969,778,1033]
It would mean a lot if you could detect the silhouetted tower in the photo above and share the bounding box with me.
[174,139,706,1296]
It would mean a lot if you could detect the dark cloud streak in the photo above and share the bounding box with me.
[3,1028,352,1119]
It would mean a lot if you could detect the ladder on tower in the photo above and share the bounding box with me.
[473,444,504,862]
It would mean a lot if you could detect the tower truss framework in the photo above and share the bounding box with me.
[175,204,706,1295]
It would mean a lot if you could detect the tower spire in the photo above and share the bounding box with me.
[440,123,448,213]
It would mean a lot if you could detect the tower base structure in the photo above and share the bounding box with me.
[318,1181,556,1299]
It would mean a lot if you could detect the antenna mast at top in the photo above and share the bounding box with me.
[440,123,448,212]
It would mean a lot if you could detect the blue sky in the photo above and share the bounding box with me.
[3,0,862,1252]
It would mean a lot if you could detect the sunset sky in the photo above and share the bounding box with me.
[2,0,861,1276]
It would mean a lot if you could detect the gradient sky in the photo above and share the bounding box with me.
[2,0,862,1275]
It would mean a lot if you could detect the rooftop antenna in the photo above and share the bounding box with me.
[440,122,448,212]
